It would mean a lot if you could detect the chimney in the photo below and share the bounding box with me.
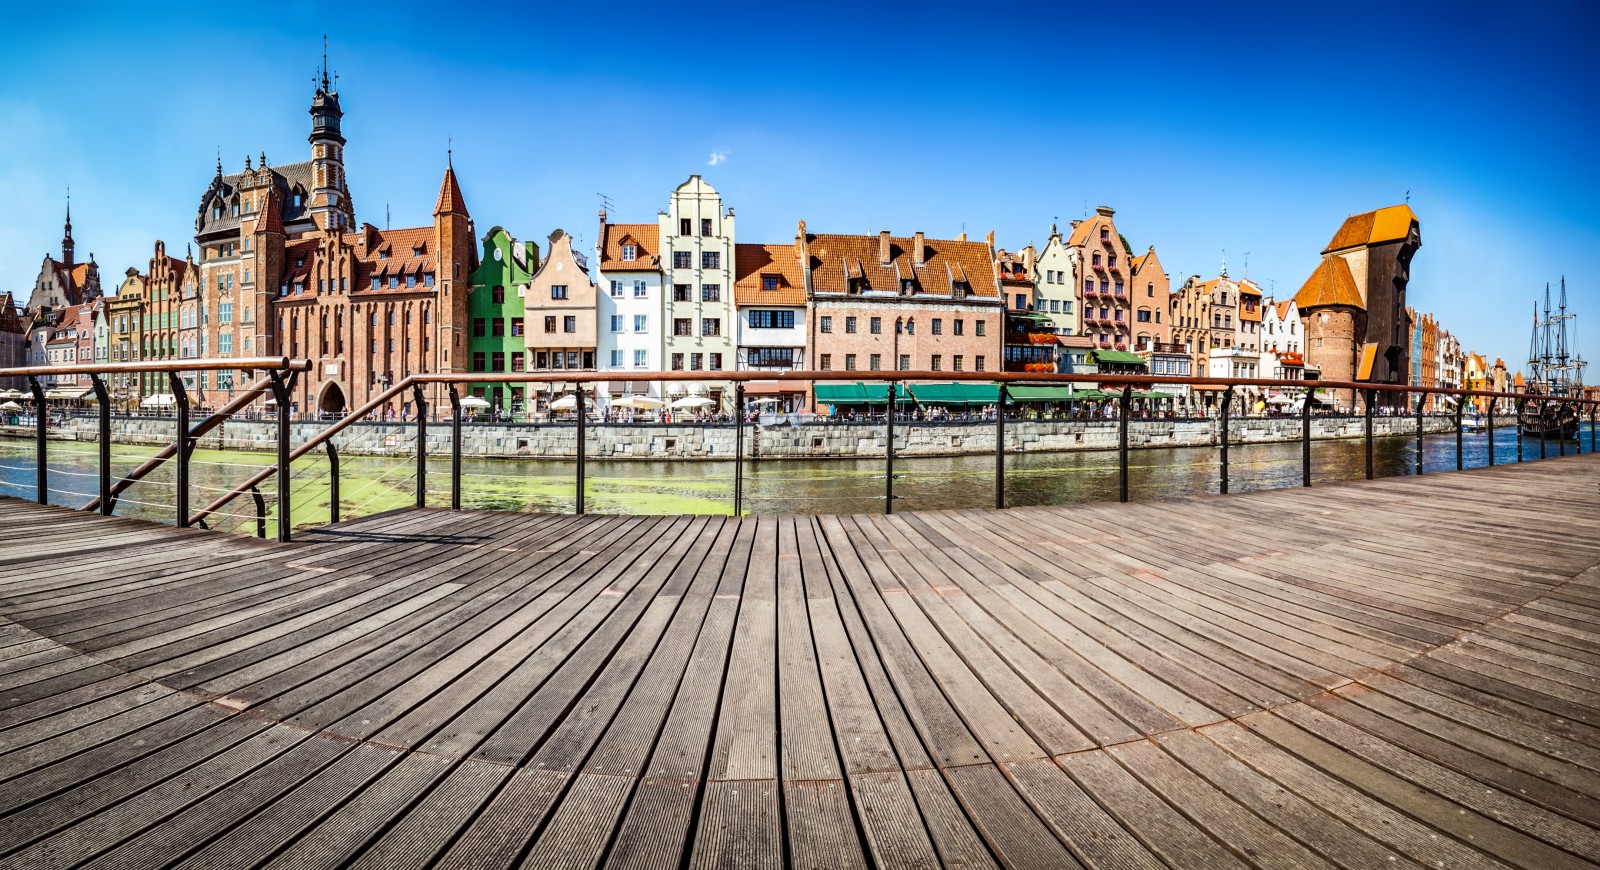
[796,220,807,263]
[878,230,891,265]
[985,230,995,251]
[1095,205,1115,218]
[597,208,607,256]
[1070,219,1083,229]
[913,231,925,265]
[1022,245,1036,274]
[956,232,967,242]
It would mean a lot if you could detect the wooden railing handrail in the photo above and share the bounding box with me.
[0,356,311,378]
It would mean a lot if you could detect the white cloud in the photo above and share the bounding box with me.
[708,151,728,166]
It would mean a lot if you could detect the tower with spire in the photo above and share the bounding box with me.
[62,191,75,277]
[307,35,354,232]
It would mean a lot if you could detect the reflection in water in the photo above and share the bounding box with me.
[0,425,1592,531]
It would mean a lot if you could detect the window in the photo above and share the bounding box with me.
[630,280,644,297]
[690,353,704,370]
[953,355,964,372]
[845,316,857,334]
[492,318,506,337]
[544,316,557,333]
[931,318,942,335]
[701,252,720,269]
[869,354,882,371]
[219,333,232,353]
[472,351,486,372]
[424,273,435,287]
[1084,280,1093,293]
[564,316,576,333]
[762,275,780,291]
[845,353,857,370]
[491,352,506,372]
[709,353,722,370]
[673,284,690,302]
[954,319,964,336]
[372,277,381,290]
[634,314,648,332]
[673,252,692,269]
[701,318,721,337]
[610,349,624,367]
[679,218,692,236]
[610,280,622,297]
[511,352,524,372]
[931,354,942,371]
[473,318,486,337]
[975,320,986,337]
[634,349,647,367]
[869,317,882,334]
[819,316,832,333]
[551,285,568,300]
[511,318,524,336]
[898,354,910,371]
[1015,294,1027,310]
[492,285,505,304]
[674,318,692,336]
[1147,283,1154,297]
[975,355,986,372]
[611,315,624,332]
[748,310,795,329]
[621,244,636,261]
[701,284,720,302]
[1137,310,1151,322]
[700,218,712,236]
[819,354,832,370]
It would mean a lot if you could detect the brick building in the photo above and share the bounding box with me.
[1128,246,1171,351]
[24,201,101,314]
[801,224,1003,394]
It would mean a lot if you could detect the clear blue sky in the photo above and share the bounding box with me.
[3,1,1596,370]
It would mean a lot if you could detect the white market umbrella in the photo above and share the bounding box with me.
[140,393,176,407]
[0,401,21,411]
[670,396,715,410]
[459,396,492,409]
[1265,394,1296,406]
[747,397,781,406]
[624,396,666,409]
[0,389,20,399]
[548,394,579,411]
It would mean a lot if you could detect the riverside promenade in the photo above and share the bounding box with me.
[0,454,1597,868]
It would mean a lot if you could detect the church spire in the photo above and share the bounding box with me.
[61,188,75,272]
[320,34,330,93]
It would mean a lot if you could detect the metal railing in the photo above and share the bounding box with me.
[2,362,1596,541]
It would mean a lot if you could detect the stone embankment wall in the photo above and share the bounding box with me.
[4,414,1458,460]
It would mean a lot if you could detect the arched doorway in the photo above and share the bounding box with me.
[318,382,347,418]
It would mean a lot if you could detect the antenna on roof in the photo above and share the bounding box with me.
[385,203,390,231]
[1243,251,1250,276]
[447,136,452,169]
[597,192,614,213]
[1405,189,1411,203]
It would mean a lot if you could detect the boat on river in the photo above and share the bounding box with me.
[1517,278,1586,439]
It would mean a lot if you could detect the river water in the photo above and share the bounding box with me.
[1,424,1591,533]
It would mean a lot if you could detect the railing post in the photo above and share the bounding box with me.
[1414,393,1424,476]
[1539,397,1547,459]
[249,485,267,539]
[1363,388,1376,480]
[26,376,46,504]
[324,439,340,524]
[575,383,586,516]
[1118,385,1132,502]
[411,384,428,510]
[885,381,896,515]
[1453,396,1463,468]
[1515,397,1525,462]
[168,372,191,527]
[734,381,745,517]
[1592,405,1597,454]
[1558,402,1567,457]
[91,374,111,515]
[1487,398,1495,466]
[448,386,462,511]
[995,384,1007,510]
[1218,387,1233,494]
[269,371,292,542]
[1301,386,1313,487]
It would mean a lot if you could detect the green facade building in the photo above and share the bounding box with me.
[466,227,540,415]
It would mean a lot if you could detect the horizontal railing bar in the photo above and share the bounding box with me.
[0,356,311,378]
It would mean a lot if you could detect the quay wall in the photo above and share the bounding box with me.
[4,414,1458,460]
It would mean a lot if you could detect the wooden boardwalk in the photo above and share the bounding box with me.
[0,456,1598,869]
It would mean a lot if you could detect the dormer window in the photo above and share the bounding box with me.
[953,281,970,298]
[379,250,389,260]
[231,203,239,217]
[293,194,302,208]
[622,244,637,261]
[761,275,780,291]
[295,257,305,268]
[900,279,916,295]
[848,278,867,295]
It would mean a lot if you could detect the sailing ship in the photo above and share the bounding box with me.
[1517,278,1586,439]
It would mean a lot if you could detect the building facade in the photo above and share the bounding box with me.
[522,229,598,411]
[466,226,540,413]
[1067,206,1138,352]
[659,176,737,408]
[1029,224,1080,341]
[595,213,663,401]
[734,242,807,410]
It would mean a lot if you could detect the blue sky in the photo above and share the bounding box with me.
[3,1,1596,369]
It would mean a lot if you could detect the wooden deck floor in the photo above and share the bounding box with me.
[1,456,1599,868]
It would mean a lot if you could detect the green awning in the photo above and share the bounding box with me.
[1090,349,1146,365]
[910,383,999,406]
[1141,391,1174,399]
[1005,385,1080,402]
[814,383,911,405]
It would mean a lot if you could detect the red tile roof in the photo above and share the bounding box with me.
[1323,204,1417,253]
[1293,256,1363,310]
[598,223,660,272]
[803,231,998,298]
[434,167,468,217]
[734,243,806,306]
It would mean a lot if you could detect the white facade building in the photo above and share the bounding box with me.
[659,175,737,410]
[1029,224,1079,338]
[596,213,665,400]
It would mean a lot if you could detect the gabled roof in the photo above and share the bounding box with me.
[1293,256,1363,310]
[598,223,660,272]
[1323,204,1417,253]
[733,243,805,306]
[1274,299,1294,319]
[803,231,998,298]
